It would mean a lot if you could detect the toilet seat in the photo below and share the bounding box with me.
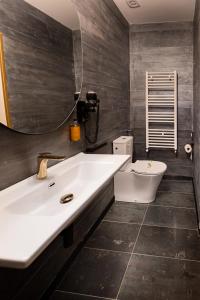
[125,160,167,176]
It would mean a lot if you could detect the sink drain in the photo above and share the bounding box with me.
[60,193,74,204]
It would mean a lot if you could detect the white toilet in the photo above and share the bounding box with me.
[113,136,167,204]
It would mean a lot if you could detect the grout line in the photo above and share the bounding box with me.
[163,179,193,182]
[83,246,132,255]
[160,179,193,183]
[142,223,197,231]
[149,204,196,210]
[158,190,193,195]
[116,204,149,299]
[111,201,195,210]
[132,205,149,253]
[82,247,200,264]
[157,191,195,196]
[113,202,147,207]
[114,252,132,299]
[103,219,141,225]
[132,252,200,264]
[102,219,197,231]
[56,290,115,300]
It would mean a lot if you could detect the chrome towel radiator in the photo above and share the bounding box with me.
[146,71,177,154]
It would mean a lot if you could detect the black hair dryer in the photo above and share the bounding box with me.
[76,91,100,144]
[86,91,99,112]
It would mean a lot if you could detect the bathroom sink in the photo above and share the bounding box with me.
[0,152,129,269]
[5,161,116,216]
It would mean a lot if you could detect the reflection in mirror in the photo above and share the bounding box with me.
[0,33,11,128]
[0,0,82,134]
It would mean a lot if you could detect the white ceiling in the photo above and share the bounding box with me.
[113,0,196,24]
[25,0,79,30]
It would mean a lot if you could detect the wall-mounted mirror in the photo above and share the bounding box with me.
[0,0,82,134]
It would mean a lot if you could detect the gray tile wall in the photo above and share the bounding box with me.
[0,0,76,133]
[130,22,193,177]
[193,0,200,221]
[74,0,130,149]
[73,29,82,92]
[0,0,130,191]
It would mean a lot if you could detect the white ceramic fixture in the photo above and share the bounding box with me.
[113,136,167,203]
[0,152,130,269]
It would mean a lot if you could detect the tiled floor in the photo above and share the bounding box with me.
[49,180,200,300]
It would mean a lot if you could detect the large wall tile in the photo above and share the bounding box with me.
[193,0,200,222]
[130,22,193,177]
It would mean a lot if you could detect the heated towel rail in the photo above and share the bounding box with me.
[146,71,177,153]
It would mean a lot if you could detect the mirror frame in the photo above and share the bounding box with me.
[0,33,11,128]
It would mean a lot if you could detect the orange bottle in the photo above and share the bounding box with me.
[69,119,81,142]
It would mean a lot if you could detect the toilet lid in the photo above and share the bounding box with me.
[129,160,167,175]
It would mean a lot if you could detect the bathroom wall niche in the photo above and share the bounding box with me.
[0,0,83,134]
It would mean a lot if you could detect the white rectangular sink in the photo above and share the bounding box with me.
[0,152,129,269]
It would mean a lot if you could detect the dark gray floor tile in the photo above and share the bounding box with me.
[158,180,193,194]
[134,225,200,260]
[112,201,145,207]
[58,247,130,299]
[118,254,200,300]
[86,221,140,252]
[144,206,197,229]
[104,202,147,224]
[50,290,110,300]
[152,191,195,208]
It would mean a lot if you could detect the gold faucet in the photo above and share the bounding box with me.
[37,153,66,180]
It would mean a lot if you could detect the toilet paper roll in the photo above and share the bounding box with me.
[184,144,192,154]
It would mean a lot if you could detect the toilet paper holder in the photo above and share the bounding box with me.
[184,143,193,160]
